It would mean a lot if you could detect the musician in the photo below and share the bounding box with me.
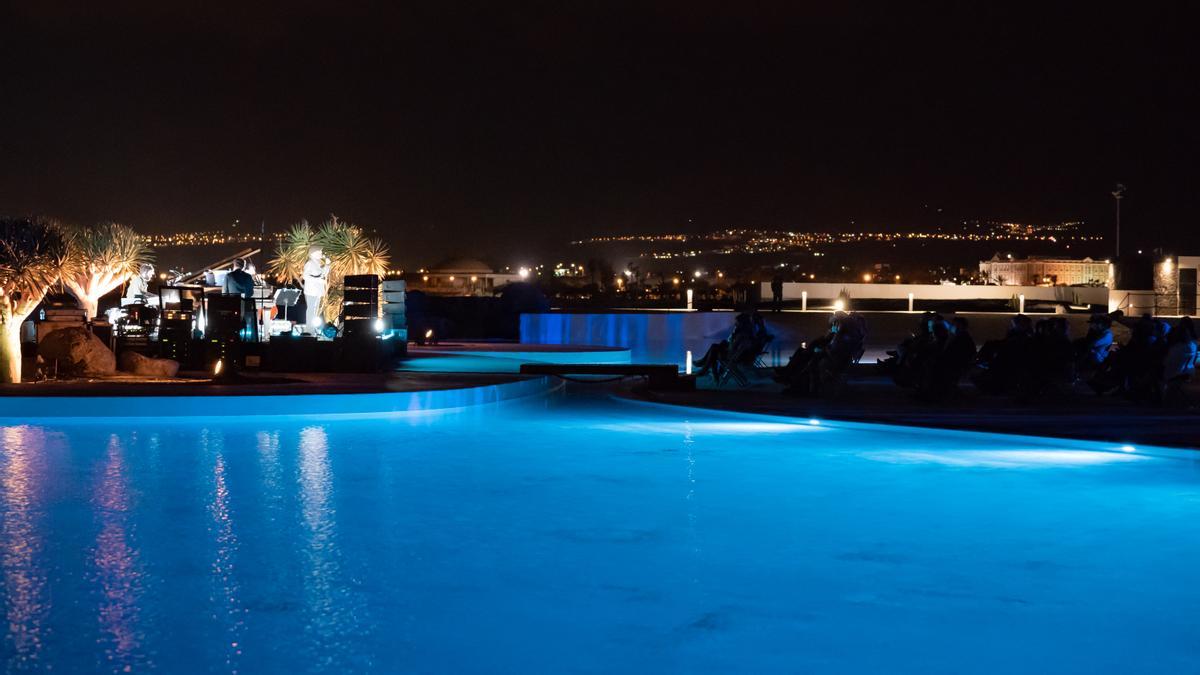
[223,258,258,341]
[303,247,330,332]
[124,263,157,304]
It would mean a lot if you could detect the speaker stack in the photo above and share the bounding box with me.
[206,294,244,371]
[340,275,382,371]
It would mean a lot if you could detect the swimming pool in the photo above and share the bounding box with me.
[3,390,1199,673]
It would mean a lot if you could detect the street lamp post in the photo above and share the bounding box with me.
[1111,183,1125,258]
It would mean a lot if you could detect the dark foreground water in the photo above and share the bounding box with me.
[2,392,1199,673]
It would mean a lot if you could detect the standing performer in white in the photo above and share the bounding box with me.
[303,247,330,333]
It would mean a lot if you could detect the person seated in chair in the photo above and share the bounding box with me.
[695,312,755,379]
[1074,314,1114,379]
[778,312,863,396]
[917,316,976,400]
[972,314,1034,395]
[1159,316,1197,407]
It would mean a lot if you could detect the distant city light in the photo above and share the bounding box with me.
[693,270,702,278]
[518,267,529,279]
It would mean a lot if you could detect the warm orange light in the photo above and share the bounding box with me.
[862,273,872,282]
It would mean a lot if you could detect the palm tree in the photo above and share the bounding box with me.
[61,222,154,319]
[0,217,71,383]
[268,216,391,323]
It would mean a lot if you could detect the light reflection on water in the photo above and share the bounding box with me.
[92,434,147,671]
[1,426,48,669]
[205,430,245,673]
[1,394,1199,673]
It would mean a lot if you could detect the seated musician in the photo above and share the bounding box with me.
[123,263,157,306]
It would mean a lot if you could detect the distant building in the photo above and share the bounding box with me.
[408,257,522,296]
[979,255,1110,287]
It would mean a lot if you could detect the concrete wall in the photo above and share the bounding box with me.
[761,282,1109,307]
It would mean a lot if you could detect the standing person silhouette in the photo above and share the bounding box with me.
[223,258,257,341]
[770,274,784,312]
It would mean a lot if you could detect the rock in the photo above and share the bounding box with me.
[118,351,180,378]
[38,327,116,377]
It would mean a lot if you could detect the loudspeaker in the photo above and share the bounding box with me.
[206,294,243,339]
[342,318,377,338]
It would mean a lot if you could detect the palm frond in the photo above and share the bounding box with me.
[0,217,71,319]
[264,215,393,322]
[267,220,315,284]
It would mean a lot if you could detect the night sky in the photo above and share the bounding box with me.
[2,2,1197,266]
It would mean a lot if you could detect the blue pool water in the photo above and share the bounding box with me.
[3,390,1199,673]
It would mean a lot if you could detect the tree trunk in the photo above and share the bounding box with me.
[0,320,22,384]
[82,295,99,321]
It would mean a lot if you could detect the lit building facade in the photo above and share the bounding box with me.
[979,255,1110,286]
[407,257,522,297]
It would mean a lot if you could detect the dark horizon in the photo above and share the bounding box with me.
[2,2,1197,266]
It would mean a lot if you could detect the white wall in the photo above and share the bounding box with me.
[762,282,1109,306]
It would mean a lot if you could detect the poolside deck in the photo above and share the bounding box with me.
[0,371,533,397]
[631,372,1200,450]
